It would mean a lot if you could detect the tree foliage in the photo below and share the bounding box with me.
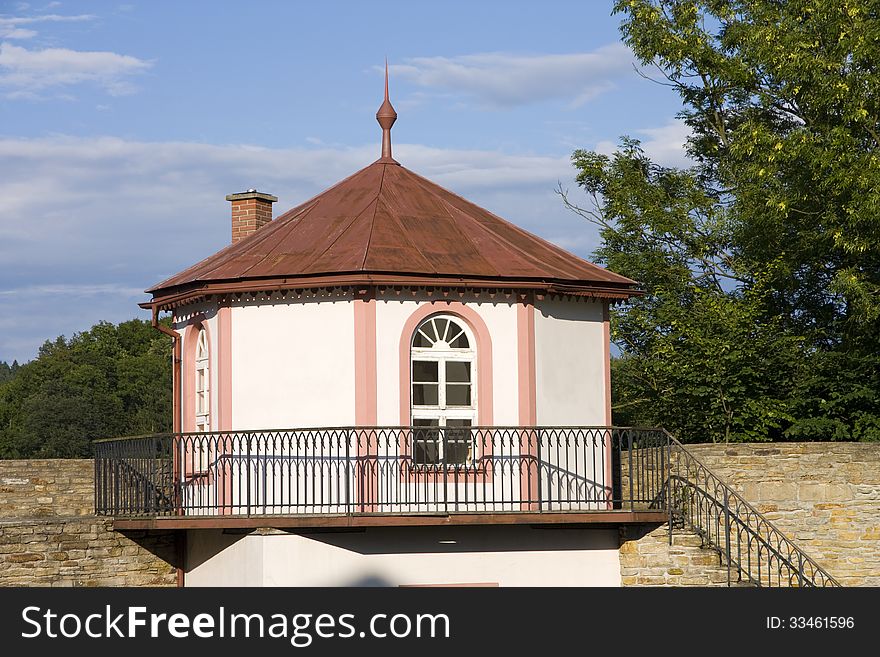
[0,319,172,458]
[565,0,880,442]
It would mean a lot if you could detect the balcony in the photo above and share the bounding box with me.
[95,426,842,586]
[95,426,671,529]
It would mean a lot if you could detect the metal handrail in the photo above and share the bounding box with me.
[93,425,840,587]
[94,426,669,517]
[664,429,840,587]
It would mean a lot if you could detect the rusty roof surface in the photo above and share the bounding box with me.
[146,159,638,304]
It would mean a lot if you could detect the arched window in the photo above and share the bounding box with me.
[194,327,210,433]
[410,314,476,466]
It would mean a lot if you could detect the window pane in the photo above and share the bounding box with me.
[413,438,439,465]
[446,361,471,382]
[412,383,439,405]
[444,420,472,465]
[421,320,438,342]
[445,441,471,465]
[434,318,449,342]
[449,332,470,348]
[412,421,439,465]
[446,384,471,406]
[412,360,438,382]
[413,331,432,348]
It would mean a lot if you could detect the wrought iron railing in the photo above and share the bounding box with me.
[664,430,840,587]
[94,427,668,516]
[94,426,840,587]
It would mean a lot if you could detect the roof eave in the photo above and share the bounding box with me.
[145,273,643,311]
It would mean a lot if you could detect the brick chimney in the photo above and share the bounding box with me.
[226,189,278,243]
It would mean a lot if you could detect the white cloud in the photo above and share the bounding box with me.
[0,283,144,297]
[0,135,598,362]
[2,28,37,39]
[0,41,152,96]
[390,44,634,108]
[0,13,94,30]
[595,119,693,168]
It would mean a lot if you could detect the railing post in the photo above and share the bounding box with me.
[94,448,100,515]
[798,553,804,588]
[246,435,252,517]
[536,429,542,512]
[113,458,120,516]
[442,427,448,513]
[628,431,634,513]
[667,436,673,546]
[345,429,352,517]
[724,487,731,587]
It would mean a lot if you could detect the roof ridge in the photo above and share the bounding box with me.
[399,164,631,282]
[401,167,588,280]
[298,196,380,274]
[272,161,381,223]
[405,173,501,277]
[360,163,386,271]
[215,163,384,281]
[368,169,436,274]
[206,202,317,280]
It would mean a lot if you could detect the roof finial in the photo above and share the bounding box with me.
[376,58,398,163]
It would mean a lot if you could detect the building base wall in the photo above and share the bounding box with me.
[185,525,621,587]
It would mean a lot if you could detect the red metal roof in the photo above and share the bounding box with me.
[146,159,638,307]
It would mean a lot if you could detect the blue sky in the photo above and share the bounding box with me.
[0,1,689,363]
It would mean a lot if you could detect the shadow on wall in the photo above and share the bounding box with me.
[280,525,618,555]
[116,529,184,571]
[186,529,248,571]
[536,298,603,322]
[337,574,396,587]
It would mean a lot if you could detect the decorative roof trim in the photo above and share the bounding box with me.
[140,274,642,311]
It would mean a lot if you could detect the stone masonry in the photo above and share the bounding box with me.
[620,442,879,587]
[1,444,877,587]
[687,443,880,587]
[620,525,752,587]
[0,459,178,587]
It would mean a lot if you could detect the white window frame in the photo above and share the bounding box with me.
[193,327,210,472]
[410,314,477,466]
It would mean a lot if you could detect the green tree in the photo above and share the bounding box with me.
[0,319,172,458]
[564,0,880,441]
[0,361,19,385]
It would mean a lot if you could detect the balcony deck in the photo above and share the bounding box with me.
[113,510,669,530]
[96,426,671,530]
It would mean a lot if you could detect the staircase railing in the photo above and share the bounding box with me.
[94,435,174,515]
[664,430,840,587]
[94,426,841,586]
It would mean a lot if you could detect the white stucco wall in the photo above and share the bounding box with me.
[171,292,611,514]
[533,298,606,426]
[375,293,519,426]
[185,526,621,587]
[230,295,356,429]
[173,291,608,433]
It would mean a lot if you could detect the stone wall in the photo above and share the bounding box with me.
[0,459,94,518]
[687,443,880,587]
[619,525,752,587]
[0,460,178,587]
